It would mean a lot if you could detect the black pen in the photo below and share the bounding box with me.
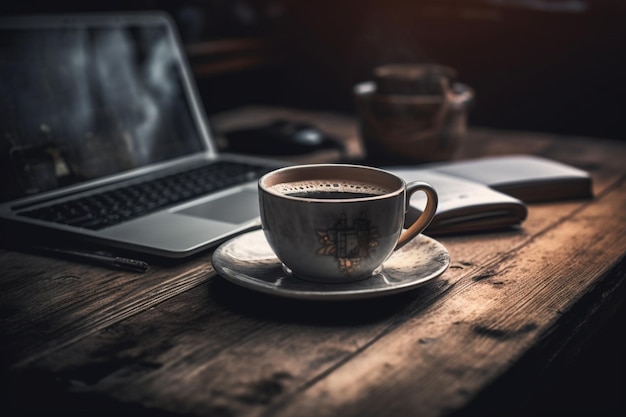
[34,245,149,273]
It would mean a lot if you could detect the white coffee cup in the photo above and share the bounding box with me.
[258,164,438,283]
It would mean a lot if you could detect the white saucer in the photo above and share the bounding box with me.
[212,229,450,301]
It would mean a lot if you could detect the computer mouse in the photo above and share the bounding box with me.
[220,119,346,156]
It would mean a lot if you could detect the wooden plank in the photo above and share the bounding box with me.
[8,148,625,416]
[186,38,273,57]
[208,106,626,176]
[3,110,626,416]
[0,250,216,367]
[269,165,626,417]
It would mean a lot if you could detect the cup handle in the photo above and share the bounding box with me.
[394,181,438,251]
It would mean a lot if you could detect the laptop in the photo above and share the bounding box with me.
[0,11,286,259]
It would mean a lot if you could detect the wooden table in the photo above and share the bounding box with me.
[2,106,625,416]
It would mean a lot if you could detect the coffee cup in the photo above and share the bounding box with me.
[258,164,438,283]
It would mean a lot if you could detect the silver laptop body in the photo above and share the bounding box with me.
[0,11,284,258]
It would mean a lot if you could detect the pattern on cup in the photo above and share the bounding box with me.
[316,212,379,275]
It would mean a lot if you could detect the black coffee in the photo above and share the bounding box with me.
[270,180,392,199]
[286,190,379,199]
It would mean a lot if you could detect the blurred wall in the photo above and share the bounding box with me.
[3,0,625,140]
[265,0,626,140]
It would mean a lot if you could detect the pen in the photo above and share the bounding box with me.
[34,245,149,273]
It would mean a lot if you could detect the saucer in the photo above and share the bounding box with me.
[212,229,450,301]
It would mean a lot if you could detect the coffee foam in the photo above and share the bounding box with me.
[269,180,392,196]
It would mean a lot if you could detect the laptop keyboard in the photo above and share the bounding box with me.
[18,161,273,230]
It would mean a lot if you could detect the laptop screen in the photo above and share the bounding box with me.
[0,17,206,203]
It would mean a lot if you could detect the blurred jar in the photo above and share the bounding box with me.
[354,64,474,163]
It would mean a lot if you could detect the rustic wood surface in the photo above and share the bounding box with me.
[1,106,625,416]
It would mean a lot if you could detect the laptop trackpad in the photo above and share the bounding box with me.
[176,190,259,224]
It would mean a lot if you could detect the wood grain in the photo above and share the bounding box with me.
[2,107,625,417]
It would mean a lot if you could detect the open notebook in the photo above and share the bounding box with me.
[387,154,593,235]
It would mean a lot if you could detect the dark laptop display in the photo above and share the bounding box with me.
[0,19,204,202]
[0,12,284,258]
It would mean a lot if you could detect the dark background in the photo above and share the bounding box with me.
[3,0,625,141]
